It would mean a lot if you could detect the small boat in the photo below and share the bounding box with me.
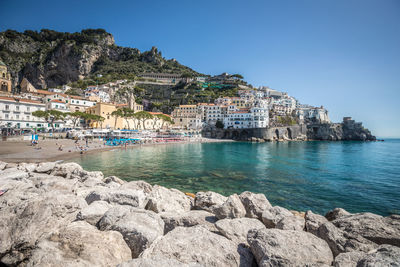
[0,189,9,196]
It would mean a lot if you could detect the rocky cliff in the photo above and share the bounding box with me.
[1,161,399,266]
[0,29,199,90]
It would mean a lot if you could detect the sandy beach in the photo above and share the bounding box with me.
[0,138,233,163]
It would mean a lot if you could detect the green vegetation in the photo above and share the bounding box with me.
[276,115,298,126]
[32,110,67,131]
[215,120,224,129]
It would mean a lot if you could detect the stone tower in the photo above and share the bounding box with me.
[0,59,12,93]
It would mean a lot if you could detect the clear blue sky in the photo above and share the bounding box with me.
[1,0,399,137]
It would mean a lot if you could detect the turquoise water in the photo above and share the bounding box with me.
[69,139,400,216]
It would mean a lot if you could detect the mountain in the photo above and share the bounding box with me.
[0,29,200,90]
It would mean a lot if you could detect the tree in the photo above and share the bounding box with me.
[121,108,135,129]
[157,114,174,129]
[68,111,86,128]
[232,74,244,80]
[111,109,123,129]
[215,120,224,129]
[133,111,153,130]
[32,110,67,132]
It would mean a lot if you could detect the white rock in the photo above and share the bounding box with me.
[261,206,294,228]
[239,191,272,219]
[160,210,218,234]
[141,225,254,266]
[145,185,191,213]
[98,205,164,258]
[35,162,56,173]
[120,180,152,193]
[215,217,265,245]
[276,215,305,231]
[213,194,246,219]
[85,188,147,208]
[194,191,227,212]
[247,228,333,266]
[76,201,112,226]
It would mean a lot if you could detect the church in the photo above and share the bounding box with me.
[0,60,12,93]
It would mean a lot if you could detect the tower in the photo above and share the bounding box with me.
[0,59,12,93]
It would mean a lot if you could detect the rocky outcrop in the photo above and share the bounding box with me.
[247,228,333,266]
[1,160,398,266]
[0,29,199,90]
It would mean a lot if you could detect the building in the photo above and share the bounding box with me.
[206,105,223,126]
[0,96,47,129]
[139,73,183,83]
[86,102,122,129]
[171,104,202,129]
[46,100,69,113]
[296,105,330,124]
[0,60,12,93]
[69,96,96,112]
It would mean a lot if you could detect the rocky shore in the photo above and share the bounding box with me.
[0,161,399,266]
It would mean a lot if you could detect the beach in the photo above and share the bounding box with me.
[0,138,233,163]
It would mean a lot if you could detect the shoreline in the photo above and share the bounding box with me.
[0,138,234,163]
[0,160,398,266]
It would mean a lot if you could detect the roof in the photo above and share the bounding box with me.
[116,103,128,107]
[50,99,65,104]
[69,95,85,100]
[179,105,197,108]
[0,96,44,105]
[35,90,55,96]
[232,111,251,114]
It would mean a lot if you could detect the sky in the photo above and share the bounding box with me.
[1,0,399,137]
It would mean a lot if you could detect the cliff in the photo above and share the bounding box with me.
[0,29,199,90]
[0,161,399,266]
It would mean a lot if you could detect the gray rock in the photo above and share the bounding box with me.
[117,256,201,267]
[85,188,147,208]
[98,205,164,258]
[5,162,18,169]
[357,244,400,266]
[247,228,333,266]
[0,192,87,265]
[317,221,378,257]
[333,251,366,267]
[194,191,227,212]
[120,180,152,193]
[145,185,191,213]
[35,162,56,173]
[160,210,218,234]
[104,175,126,185]
[305,210,329,235]
[261,206,294,228]
[24,221,131,267]
[0,168,29,180]
[326,208,351,221]
[332,212,400,247]
[141,225,253,267]
[17,162,37,172]
[0,161,6,170]
[50,162,83,178]
[213,194,246,219]
[76,201,112,226]
[239,191,272,219]
[276,215,305,231]
[215,217,265,245]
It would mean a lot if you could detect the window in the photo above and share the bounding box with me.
[16,115,19,119]
[27,115,30,120]
[5,105,9,110]
[16,106,20,111]
[27,106,30,111]
[5,114,9,119]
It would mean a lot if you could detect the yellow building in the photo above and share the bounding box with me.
[86,102,124,129]
[0,60,12,93]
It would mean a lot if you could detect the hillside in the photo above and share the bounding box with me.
[0,29,200,90]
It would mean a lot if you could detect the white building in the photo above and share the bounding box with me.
[46,100,69,113]
[297,106,330,124]
[206,105,223,126]
[224,110,253,129]
[0,96,47,129]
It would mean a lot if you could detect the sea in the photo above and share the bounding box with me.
[69,139,400,216]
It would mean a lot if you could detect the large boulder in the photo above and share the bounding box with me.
[332,213,400,247]
[261,206,294,228]
[305,210,329,235]
[213,194,246,219]
[0,168,29,180]
[160,210,218,234]
[103,175,126,185]
[17,162,37,172]
[50,162,83,178]
[141,225,253,267]
[325,208,351,221]
[85,188,147,208]
[98,205,164,258]
[0,192,87,265]
[0,161,6,170]
[239,191,272,220]
[119,180,152,193]
[317,221,378,257]
[276,215,305,231]
[35,162,56,173]
[76,200,112,226]
[193,191,227,212]
[145,185,191,213]
[333,245,400,267]
[247,228,333,266]
[25,221,131,267]
[215,217,265,245]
